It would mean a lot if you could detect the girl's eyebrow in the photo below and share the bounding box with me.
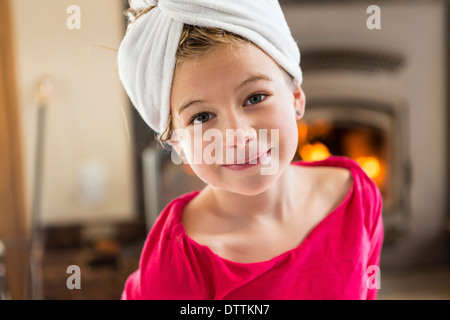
[177,73,273,116]
[178,99,207,116]
[234,73,272,93]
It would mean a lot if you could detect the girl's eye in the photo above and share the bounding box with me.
[189,112,213,125]
[244,93,267,106]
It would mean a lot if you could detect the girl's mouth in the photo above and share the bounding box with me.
[222,148,271,171]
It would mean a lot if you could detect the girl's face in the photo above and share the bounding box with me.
[169,43,305,195]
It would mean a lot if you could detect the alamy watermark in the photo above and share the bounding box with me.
[367,265,381,289]
[66,265,81,290]
[367,5,381,30]
[66,5,81,30]
[65,264,380,292]
[169,126,280,176]
[65,5,380,31]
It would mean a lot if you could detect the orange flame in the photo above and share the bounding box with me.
[299,142,331,161]
[356,156,380,179]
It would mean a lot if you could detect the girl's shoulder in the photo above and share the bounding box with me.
[292,155,379,191]
[292,155,362,172]
[145,189,200,243]
[292,155,383,217]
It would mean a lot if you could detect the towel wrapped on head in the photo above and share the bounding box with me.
[118,0,302,136]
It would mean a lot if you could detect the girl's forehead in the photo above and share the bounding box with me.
[173,43,281,85]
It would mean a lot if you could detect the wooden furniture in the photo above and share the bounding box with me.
[36,222,145,300]
[40,243,141,300]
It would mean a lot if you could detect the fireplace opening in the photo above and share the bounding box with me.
[298,118,387,190]
[293,99,411,230]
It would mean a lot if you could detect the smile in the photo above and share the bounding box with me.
[222,149,272,171]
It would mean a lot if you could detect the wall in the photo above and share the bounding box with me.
[10,0,136,227]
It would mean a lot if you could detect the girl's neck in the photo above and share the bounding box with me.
[204,165,305,225]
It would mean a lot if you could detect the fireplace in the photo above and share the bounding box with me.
[295,97,411,231]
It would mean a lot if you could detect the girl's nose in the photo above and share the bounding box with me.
[224,127,257,149]
[221,108,257,149]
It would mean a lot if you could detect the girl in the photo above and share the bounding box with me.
[118,0,383,300]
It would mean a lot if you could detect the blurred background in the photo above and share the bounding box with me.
[0,0,448,300]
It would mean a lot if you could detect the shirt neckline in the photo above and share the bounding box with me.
[175,156,357,267]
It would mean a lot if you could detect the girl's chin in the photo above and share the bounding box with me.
[209,174,279,196]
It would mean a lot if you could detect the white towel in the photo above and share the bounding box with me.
[118,0,302,135]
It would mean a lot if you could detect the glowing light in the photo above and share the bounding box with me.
[356,156,380,179]
[300,142,331,161]
[297,121,308,144]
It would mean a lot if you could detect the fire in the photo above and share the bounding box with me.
[296,120,386,191]
[299,142,331,161]
[356,156,381,179]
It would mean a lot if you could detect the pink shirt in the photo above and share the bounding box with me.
[122,156,384,300]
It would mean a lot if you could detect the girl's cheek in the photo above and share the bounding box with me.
[185,137,205,164]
